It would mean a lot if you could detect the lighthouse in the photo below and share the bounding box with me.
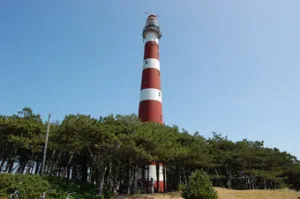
[138,14,165,192]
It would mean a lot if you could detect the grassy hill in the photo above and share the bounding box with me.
[120,188,300,199]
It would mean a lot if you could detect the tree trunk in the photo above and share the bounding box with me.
[25,160,32,174]
[163,162,166,192]
[215,168,220,187]
[47,149,56,174]
[108,159,115,192]
[105,157,113,191]
[25,154,34,174]
[81,165,88,182]
[176,163,181,189]
[226,163,232,189]
[0,158,7,173]
[118,164,123,192]
[49,151,62,175]
[62,152,74,177]
[72,166,77,179]
[16,161,25,174]
[8,156,16,173]
[67,166,71,179]
[81,155,88,182]
[156,161,159,192]
[130,163,137,194]
[4,157,12,173]
[58,166,61,177]
[94,167,98,185]
[182,166,187,184]
[127,158,132,194]
[35,161,40,174]
[98,166,107,195]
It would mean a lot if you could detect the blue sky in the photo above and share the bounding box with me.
[0,0,299,158]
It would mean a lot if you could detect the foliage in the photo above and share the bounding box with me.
[181,169,218,199]
[0,173,115,199]
[0,173,50,199]
[0,107,300,197]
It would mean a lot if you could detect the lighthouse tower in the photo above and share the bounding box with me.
[138,15,165,192]
[138,15,162,123]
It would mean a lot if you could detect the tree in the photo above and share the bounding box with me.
[1,107,300,194]
[181,169,218,199]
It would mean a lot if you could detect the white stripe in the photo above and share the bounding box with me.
[140,88,162,102]
[148,164,164,181]
[149,165,157,181]
[144,32,159,44]
[158,164,164,181]
[143,58,160,70]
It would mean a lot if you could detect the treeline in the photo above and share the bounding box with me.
[0,107,300,195]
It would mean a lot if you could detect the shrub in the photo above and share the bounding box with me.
[0,173,107,199]
[0,173,50,199]
[181,169,218,199]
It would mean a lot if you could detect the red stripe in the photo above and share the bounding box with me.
[140,68,161,90]
[144,41,159,60]
[138,100,163,123]
[149,161,164,166]
[150,161,156,165]
[154,181,165,192]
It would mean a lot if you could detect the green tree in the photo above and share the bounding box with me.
[1,107,300,193]
[181,169,218,199]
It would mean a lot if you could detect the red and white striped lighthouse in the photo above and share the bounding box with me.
[138,14,163,124]
[138,14,165,192]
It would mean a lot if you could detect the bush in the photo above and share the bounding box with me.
[0,173,114,199]
[181,169,218,199]
[0,173,50,199]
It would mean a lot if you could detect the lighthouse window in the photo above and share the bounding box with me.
[157,71,160,76]
[158,92,160,96]
[143,80,147,84]
[145,60,148,64]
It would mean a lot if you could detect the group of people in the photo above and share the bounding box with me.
[112,177,158,194]
[137,178,155,193]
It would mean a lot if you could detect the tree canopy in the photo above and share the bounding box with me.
[0,107,300,195]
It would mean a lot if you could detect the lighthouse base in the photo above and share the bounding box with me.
[141,161,166,193]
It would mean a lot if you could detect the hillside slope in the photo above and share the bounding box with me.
[216,188,300,199]
[120,188,300,199]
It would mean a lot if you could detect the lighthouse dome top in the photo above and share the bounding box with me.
[146,15,159,27]
[143,15,162,39]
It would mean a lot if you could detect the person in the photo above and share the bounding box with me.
[150,178,154,194]
[137,178,143,192]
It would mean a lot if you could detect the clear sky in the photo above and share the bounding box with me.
[0,1,299,158]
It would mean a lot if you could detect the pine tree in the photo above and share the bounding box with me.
[181,169,218,199]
